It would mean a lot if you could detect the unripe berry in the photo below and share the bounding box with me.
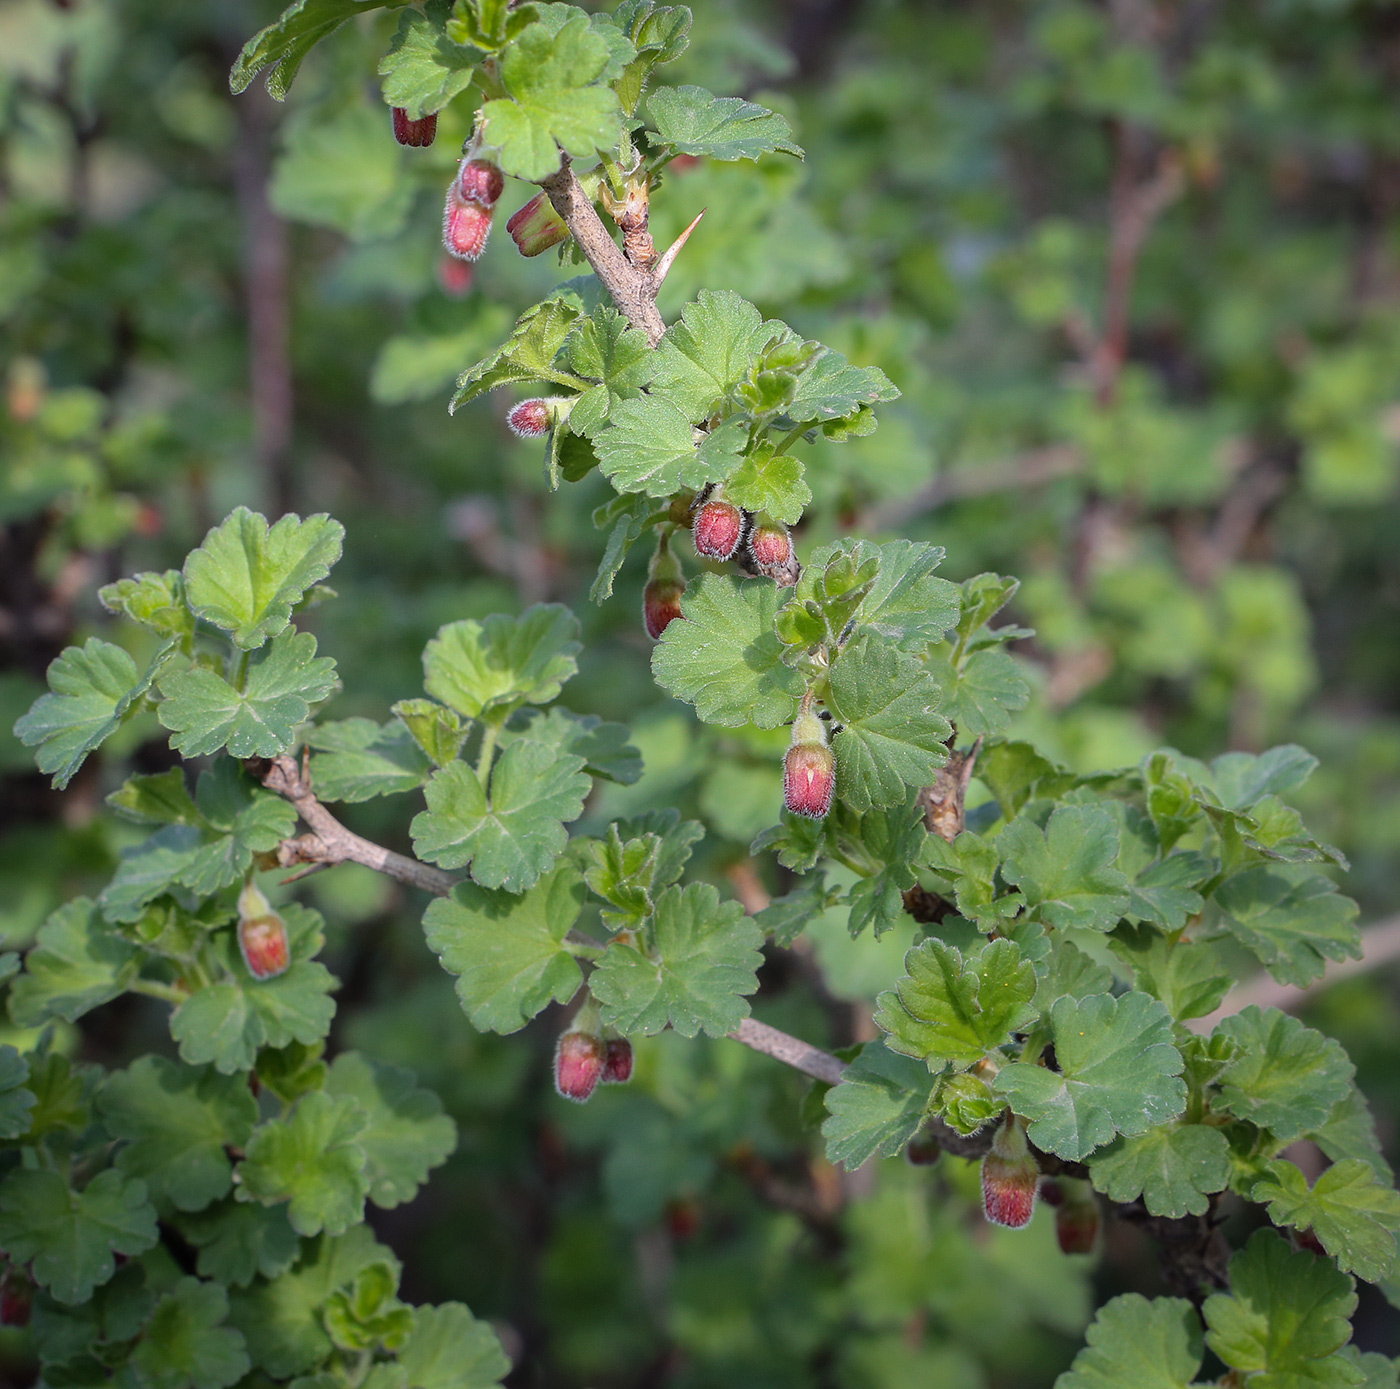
[457,157,505,207]
[507,398,553,438]
[554,1030,606,1103]
[237,882,290,981]
[783,706,835,820]
[905,1132,942,1166]
[391,107,438,147]
[746,517,792,576]
[443,195,493,262]
[981,1115,1039,1229]
[601,1037,634,1084]
[692,497,744,561]
[643,578,686,640]
[507,192,570,257]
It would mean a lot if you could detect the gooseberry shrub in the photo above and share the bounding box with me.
[8,2,1399,1386]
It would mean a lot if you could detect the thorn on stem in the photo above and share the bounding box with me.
[652,209,706,292]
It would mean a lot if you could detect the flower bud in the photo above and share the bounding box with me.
[437,257,475,298]
[981,1114,1039,1229]
[643,578,685,640]
[457,157,505,207]
[1054,1188,1100,1255]
[507,398,553,438]
[783,706,835,820]
[237,882,290,981]
[391,107,438,147]
[554,1030,606,1103]
[601,1037,634,1084]
[443,194,493,262]
[746,516,792,576]
[506,192,569,257]
[692,497,744,561]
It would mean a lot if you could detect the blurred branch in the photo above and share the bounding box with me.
[729,1018,847,1085]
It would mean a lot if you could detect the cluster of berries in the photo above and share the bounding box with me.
[554,1027,634,1102]
[444,156,506,263]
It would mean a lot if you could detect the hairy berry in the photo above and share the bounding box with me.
[391,107,438,147]
[981,1116,1038,1229]
[692,498,744,560]
[643,577,686,640]
[458,157,505,207]
[783,706,835,820]
[507,398,553,438]
[443,195,493,262]
[237,883,290,981]
[746,517,792,574]
[601,1037,634,1084]
[555,1030,606,1102]
[507,192,569,256]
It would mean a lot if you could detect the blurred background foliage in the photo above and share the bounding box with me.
[1,0,1398,1384]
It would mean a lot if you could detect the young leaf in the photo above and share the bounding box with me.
[993,991,1185,1161]
[237,1091,371,1238]
[98,1056,260,1214]
[378,9,475,118]
[229,0,406,100]
[826,637,952,811]
[648,289,782,421]
[1214,1006,1355,1141]
[421,864,586,1033]
[1251,1158,1400,1284]
[652,574,803,728]
[99,569,196,642]
[647,85,802,162]
[127,1277,250,1389]
[593,400,746,496]
[1056,1293,1204,1389]
[479,17,623,180]
[1210,744,1319,811]
[183,508,344,651]
[784,348,899,425]
[590,882,763,1037]
[157,629,339,759]
[306,718,432,803]
[450,300,582,411]
[422,606,580,721]
[324,1053,456,1210]
[722,446,811,525]
[590,492,661,602]
[1203,1229,1359,1385]
[0,1168,158,1304]
[1088,1123,1232,1218]
[409,741,590,891]
[874,938,1037,1073]
[391,698,470,768]
[997,804,1131,932]
[179,1200,300,1289]
[821,1045,930,1170]
[9,897,140,1027]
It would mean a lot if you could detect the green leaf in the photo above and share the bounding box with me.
[157,629,338,759]
[929,646,1030,738]
[479,17,623,180]
[378,9,475,118]
[1203,1229,1361,1387]
[98,1057,259,1214]
[422,605,580,722]
[503,707,643,785]
[652,574,803,728]
[784,348,899,425]
[169,904,337,1075]
[993,991,1185,1161]
[1214,1007,1355,1142]
[874,938,1037,1073]
[238,1091,370,1238]
[450,300,582,411]
[127,1277,250,1389]
[229,0,406,99]
[391,699,470,768]
[366,1303,510,1389]
[998,804,1131,932]
[648,289,782,421]
[9,898,140,1027]
[826,637,952,812]
[590,882,763,1038]
[422,864,585,1033]
[306,718,432,802]
[563,307,655,437]
[1128,851,1209,929]
[1252,1159,1400,1284]
[584,824,667,931]
[647,85,801,161]
[754,873,831,946]
[593,401,746,497]
[1311,1087,1393,1183]
[1055,1293,1203,1389]
[821,1045,930,1170]
[589,493,660,603]
[107,767,200,826]
[0,1168,158,1304]
[0,1046,35,1139]
[324,1053,455,1209]
[1033,937,1114,1012]
[1210,744,1318,811]
[410,740,589,891]
[14,638,150,790]
[1215,865,1361,988]
[1110,926,1233,1022]
[722,446,811,525]
[99,569,196,642]
[179,1199,300,1288]
[1088,1123,1232,1218]
[183,508,344,651]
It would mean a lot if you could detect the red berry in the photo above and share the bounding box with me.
[643,577,686,640]
[506,192,569,257]
[905,1133,942,1166]
[1055,1196,1100,1254]
[555,1031,606,1102]
[601,1038,634,1084]
[437,257,475,298]
[981,1117,1038,1229]
[458,158,505,207]
[507,398,552,438]
[692,499,744,560]
[1038,1177,1065,1207]
[747,519,791,572]
[238,914,290,980]
[783,741,836,820]
[391,107,438,147]
[443,195,493,262]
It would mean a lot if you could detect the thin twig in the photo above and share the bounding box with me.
[728,1018,847,1086]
